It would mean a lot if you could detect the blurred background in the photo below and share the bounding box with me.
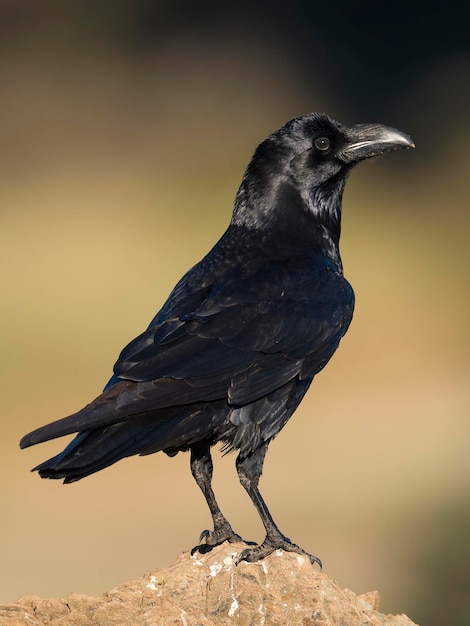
[1,1,469,624]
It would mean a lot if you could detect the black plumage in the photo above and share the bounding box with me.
[20,113,413,565]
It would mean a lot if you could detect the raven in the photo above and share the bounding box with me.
[20,113,413,566]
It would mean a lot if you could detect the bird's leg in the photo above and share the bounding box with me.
[235,443,322,568]
[190,443,243,553]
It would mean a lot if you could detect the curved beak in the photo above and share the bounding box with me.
[341,123,415,163]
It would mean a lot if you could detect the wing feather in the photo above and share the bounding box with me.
[20,255,354,449]
[114,259,354,403]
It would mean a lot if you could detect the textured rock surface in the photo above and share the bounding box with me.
[1,543,418,625]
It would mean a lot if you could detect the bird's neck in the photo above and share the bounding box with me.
[231,177,345,272]
[308,181,345,270]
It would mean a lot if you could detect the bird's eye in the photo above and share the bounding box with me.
[314,136,331,151]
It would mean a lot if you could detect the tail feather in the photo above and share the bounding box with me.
[20,377,227,449]
[30,401,226,483]
[33,419,169,482]
[20,381,141,449]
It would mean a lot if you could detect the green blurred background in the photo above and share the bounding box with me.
[1,2,469,624]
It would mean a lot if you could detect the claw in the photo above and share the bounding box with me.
[309,554,323,569]
[190,529,213,555]
[235,548,252,565]
[234,534,322,569]
[199,529,211,543]
[191,522,255,557]
[196,522,242,547]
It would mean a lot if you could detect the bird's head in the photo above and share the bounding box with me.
[231,113,414,244]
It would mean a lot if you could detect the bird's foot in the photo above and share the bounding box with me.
[191,520,254,556]
[235,532,322,569]
[199,523,242,547]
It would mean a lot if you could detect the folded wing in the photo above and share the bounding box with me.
[20,256,354,448]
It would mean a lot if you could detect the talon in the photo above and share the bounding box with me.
[310,554,322,570]
[235,548,252,565]
[192,521,247,555]
[234,532,322,569]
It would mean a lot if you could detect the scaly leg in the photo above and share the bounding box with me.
[190,443,243,553]
[235,442,322,568]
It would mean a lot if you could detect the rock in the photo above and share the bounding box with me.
[0,543,418,625]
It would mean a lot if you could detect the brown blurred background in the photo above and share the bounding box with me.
[1,1,469,624]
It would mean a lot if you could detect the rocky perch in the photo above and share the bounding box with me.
[2,542,417,625]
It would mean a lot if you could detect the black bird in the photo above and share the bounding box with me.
[20,113,413,566]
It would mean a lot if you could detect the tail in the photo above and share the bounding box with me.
[19,381,141,450]
[26,401,226,483]
[31,417,158,483]
[20,377,224,450]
